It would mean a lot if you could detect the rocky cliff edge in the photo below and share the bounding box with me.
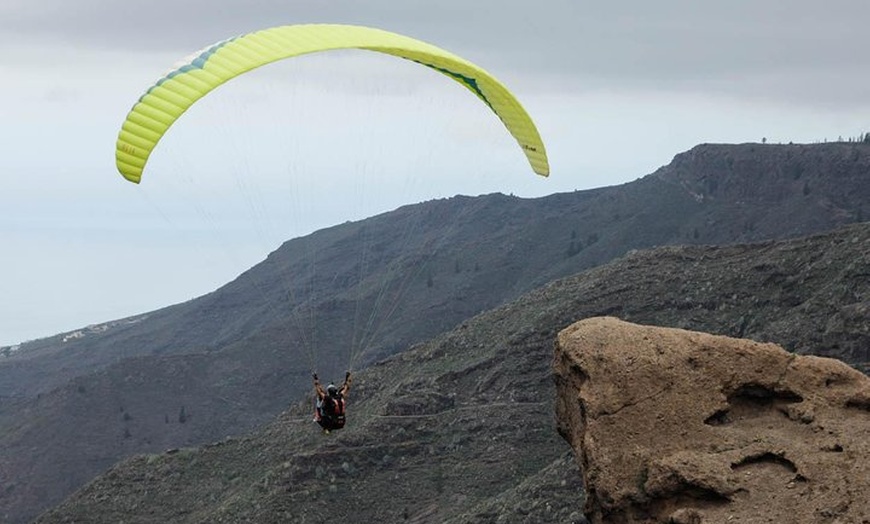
[554,317,870,523]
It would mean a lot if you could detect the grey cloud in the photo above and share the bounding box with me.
[4,0,869,106]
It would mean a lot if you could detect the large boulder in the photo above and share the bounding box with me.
[554,317,870,523]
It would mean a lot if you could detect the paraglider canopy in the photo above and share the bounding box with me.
[115,23,549,183]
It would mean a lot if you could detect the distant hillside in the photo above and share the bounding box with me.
[5,143,868,396]
[37,222,870,523]
[651,142,870,239]
[2,141,869,522]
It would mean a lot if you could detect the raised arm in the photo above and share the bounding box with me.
[313,373,326,399]
[339,371,352,398]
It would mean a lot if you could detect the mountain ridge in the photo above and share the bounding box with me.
[2,141,869,522]
[37,221,870,523]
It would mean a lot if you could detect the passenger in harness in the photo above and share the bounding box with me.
[313,371,351,434]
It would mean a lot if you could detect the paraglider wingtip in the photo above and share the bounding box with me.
[120,173,142,184]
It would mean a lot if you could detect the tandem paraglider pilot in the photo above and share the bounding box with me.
[313,371,352,434]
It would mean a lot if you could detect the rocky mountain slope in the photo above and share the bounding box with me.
[6,142,869,396]
[3,141,869,522]
[36,222,870,523]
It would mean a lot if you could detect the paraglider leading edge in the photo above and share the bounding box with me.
[115,23,550,183]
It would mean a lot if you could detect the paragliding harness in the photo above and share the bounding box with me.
[318,394,346,431]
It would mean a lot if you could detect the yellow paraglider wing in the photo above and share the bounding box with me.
[115,24,549,183]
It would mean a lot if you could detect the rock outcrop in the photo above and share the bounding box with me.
[554,317,870,523]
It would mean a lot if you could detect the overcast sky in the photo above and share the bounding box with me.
[2,0,868,346]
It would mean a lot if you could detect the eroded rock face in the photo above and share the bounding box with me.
[554,317,870,524]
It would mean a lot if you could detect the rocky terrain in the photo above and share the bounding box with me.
[4,141,869,522]
[36,223,870,523]
[555,317,869,524]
